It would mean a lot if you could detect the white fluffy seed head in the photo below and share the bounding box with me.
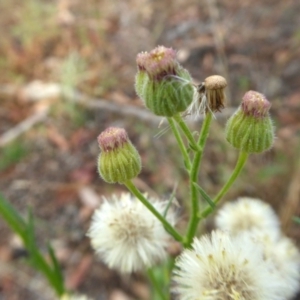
[87,193,176,273]
[246,230,300,299]
[215,197,280,236]
[173,230,286,300]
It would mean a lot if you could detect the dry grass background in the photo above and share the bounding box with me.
[0,0,300,299]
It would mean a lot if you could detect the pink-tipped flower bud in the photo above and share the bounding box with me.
[136,46,177,80]
[225,91,274,153]
[241,90,271,118]
[135,46,193,117]
[97,127,128,152]
[97,127,141,183]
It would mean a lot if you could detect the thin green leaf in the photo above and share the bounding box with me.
[163,183,178,218]
[31,247,65,296]
[48,243,64,292]
[0,194,65,296]
[193,182,215,208]
[0,193,26,238]
[24,209,65,295]
[25,208,36,251]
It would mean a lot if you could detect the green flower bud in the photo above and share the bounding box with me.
[97,127,141,183]
[135,46,194,117]
[225,90,274,153]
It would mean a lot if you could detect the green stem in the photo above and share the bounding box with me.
[184,112,213,247]
[199,151,249,219]
[173,114,200,151]
[167,117,191,170]
[124,180,183,243]
[147,268,168,300]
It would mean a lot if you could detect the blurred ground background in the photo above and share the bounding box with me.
[0,0,300,299]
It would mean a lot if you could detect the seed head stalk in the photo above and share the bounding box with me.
[184,112,213,247]
[198,151,249,220]
[124,180,183,243]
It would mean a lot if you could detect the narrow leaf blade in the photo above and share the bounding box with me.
[0,193,27,238]
[48,243,65,293]
[193,182,215,208]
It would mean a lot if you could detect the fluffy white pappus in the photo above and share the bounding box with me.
[246,230,300,299]
[87,193,176,273]
[215,197,280,236]
[185,86,208,119]
[173,230,286,300]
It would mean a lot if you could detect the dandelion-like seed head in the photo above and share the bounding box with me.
[215,197,280,236]
[109,204,152,245]
[241,90,271,118]
[247,231,300,299]
[173,230,285,300]
[87,193,176,273]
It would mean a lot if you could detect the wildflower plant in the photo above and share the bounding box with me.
[0,45,299,300]
[89,45,300,300]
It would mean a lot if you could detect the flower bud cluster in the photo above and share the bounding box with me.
[88,46,286,300]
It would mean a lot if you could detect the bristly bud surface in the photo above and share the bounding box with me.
[97,127,128,152]
[97,127,141,183]
[136,46,177,81]
[241,90,271,118]
[225,90,274,153]
[135,46,194,117]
